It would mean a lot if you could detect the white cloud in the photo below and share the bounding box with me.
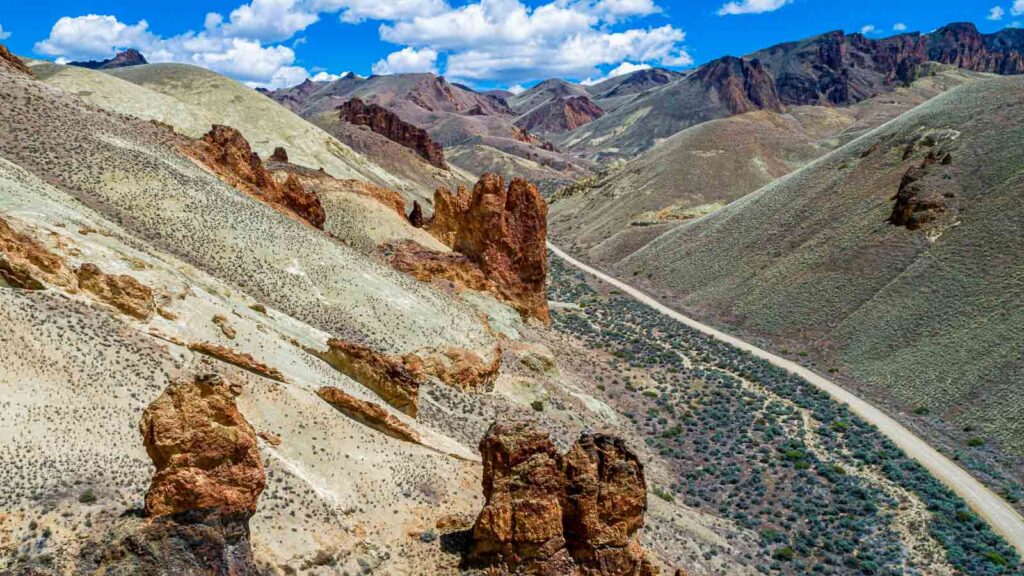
[372,47,438,75]
[893,22,907,31]
[1013,0,1024,16]
[311,0,449,24]
[35,15,156,60]
[580,61,651,85]
[860,24,876,35]
[989,6,1005,20]
[220,0,319,42]
[380,1,690,82]
[0,24,11,41]
[506,84,526,94]
[717,0,792,16]
[310,70,349,81]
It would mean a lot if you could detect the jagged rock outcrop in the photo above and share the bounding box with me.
[269,146,289,162]
[468,421,573,574]
[695,56,785,115]
[76,263,155,320]
[184,125,325,228]
[516,95,605,134]
[468,423,658,576]
[0,44,33,77]
[339,97,448,169]
[0,217,75,289]
[889,150,954,230]
[69,48,148,70]
[317,386,421,443]
[927,23,1024,75]
[408,200,424,228]
[187,342,287,383]
[140,373,266,517]
[385,239,496,294]
[81,374,266,575]
[430,174,550,323]
[308,338,426,417]
[563,435,656,576]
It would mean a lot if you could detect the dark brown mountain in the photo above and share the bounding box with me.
[928,22,1024,75]
[339,97,447,169]
[69,48,148,70]
[515,94,605,135]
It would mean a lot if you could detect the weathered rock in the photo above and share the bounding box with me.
[468,421,573,574]
[385,240,496,295]
[339,98,448,169]
[308,338,425,417]
[269,146,289,163]
[188,342,287,382]
[564,435,655,576]
[76,263,155,320]
[0,44,33,77]
[78,508,266,576]
[468,424,660,576]
[0,217,74,289]
[258,431,282,446]
[889,151,954,230]
[317,386,421,443]
[140,373,266,517]
[927,22,1024,75]
[407,345,502,393]
[69,48,148,70]
[408,200,425,228]
[183,125,325,228]
[430,173,550,323]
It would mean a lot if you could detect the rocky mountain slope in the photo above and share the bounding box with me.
[560,23,1024,160]
[69,48,147,70]
[265,72,594,189]
[614,76,1024,472]
[549,64,987,261]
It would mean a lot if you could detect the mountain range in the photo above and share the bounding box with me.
[1,17,1023,576]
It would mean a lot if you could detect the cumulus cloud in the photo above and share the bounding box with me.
[989,6,1005,20]
[717,0,792,16]
[580,61,651,85]
[380,0,690,82]
[34,0,690,89]
[0,24,11,41]
[506,84,526,94]
[372,47,439,75]
[860,24,876,35]
[893,22,907,31]
[1013,0,1024,16]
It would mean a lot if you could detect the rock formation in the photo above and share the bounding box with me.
[0,217,75,289]
[408,200,424,228]
[468,422,657,576]
[339,97,448,169]
[80,374,267,575]
[308,338,426,417]
[317,386,421,443]
[927,22,1024,75]
[695,56,785,115]
[188,342,287,383]
[385,239,496,295]
[889,150,954,230]
[406,345,502,393]
[430,173,550,323]
[69,48,148,70]
[269,146,289,162]
[468,421,574,574]
[184,125,325,228]
[0,44,33,77]
[76,263,155,320]
[140,373,266,517]
[563,435,656,576]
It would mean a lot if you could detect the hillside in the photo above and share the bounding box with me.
[549,64,987,261]
[615,76,1024,467]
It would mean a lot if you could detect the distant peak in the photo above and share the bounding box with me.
[69,48,147,70]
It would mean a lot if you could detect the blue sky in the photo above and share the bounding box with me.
[0,0,1018,90]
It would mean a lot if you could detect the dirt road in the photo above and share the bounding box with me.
[548,242,1024,556]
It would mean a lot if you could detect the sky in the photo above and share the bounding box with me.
[0,0,1020,91]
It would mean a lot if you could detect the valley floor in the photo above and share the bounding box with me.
[548,242,1024,572]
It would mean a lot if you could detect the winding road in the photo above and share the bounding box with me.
[548,241,1024,556]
